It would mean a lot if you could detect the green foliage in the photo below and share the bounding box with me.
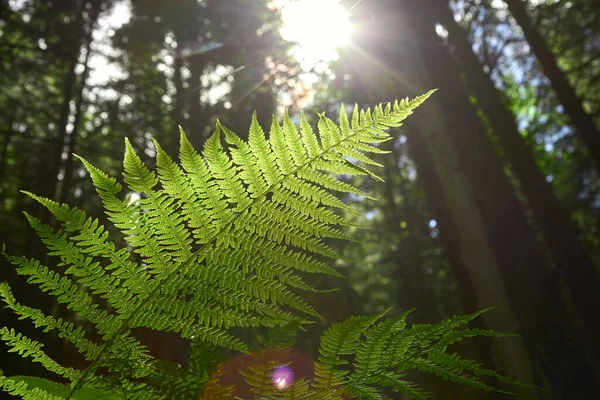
[1,91,525,399]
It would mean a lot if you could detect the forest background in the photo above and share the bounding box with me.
[1,0,599,399]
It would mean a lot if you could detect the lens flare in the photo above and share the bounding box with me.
[272,365,294,390]
[280,0,352,64]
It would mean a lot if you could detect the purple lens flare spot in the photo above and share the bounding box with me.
[272,365,294,390]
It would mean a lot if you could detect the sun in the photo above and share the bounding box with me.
[279,0,352,64]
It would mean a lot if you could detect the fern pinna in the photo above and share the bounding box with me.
[0,91,526,399]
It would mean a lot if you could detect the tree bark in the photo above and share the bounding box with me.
[171,0,207,153]
[504,0,600,169]
[188,52,207,144]
[171,16,188,155]
[435,0,600,376]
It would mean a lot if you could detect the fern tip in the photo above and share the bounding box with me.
[72,153,84,161]
[151,138,163,151]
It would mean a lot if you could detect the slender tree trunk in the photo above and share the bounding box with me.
[45,58,78,201]
[42,2,84,202]
[171,0,205,153]
[0,105,17,183]
[504,0,600,169]
[434,0,600,376]
[59,6,99,205]
[188,54,207,142]
[171,22,187,155]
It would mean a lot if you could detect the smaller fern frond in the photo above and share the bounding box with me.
[310,308,527,399]
[0,328,79,381]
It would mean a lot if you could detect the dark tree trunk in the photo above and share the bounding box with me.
[435,0,600,376]
[408,126,505,400]
[504,0,600,169]
[171,0,206,153]
[187,54,207,144]
[172,52,185,132]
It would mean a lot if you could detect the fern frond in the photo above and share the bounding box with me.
[309,308,525,399]
[248,112,281,186]
[1,91,473,400]
[74,154,174,275]
[313,309,391,398]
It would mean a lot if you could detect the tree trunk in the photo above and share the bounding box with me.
[0,104,17,183]
[188,53,207,143]
[407,103,543,399]
[171,35,186,155]
[42,2,84,202]
[504,0,600,169]
[407,131,503,400]
[59,5,99,205]
[171,0,206,153]
[435,0,600,376]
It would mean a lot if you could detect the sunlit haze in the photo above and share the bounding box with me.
[279,0,352,65]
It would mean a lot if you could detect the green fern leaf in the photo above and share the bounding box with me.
[1,90,533,400]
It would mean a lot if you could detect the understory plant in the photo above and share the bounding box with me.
[1,90,526,399]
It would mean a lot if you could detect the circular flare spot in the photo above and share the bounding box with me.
[272,365,294,390]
